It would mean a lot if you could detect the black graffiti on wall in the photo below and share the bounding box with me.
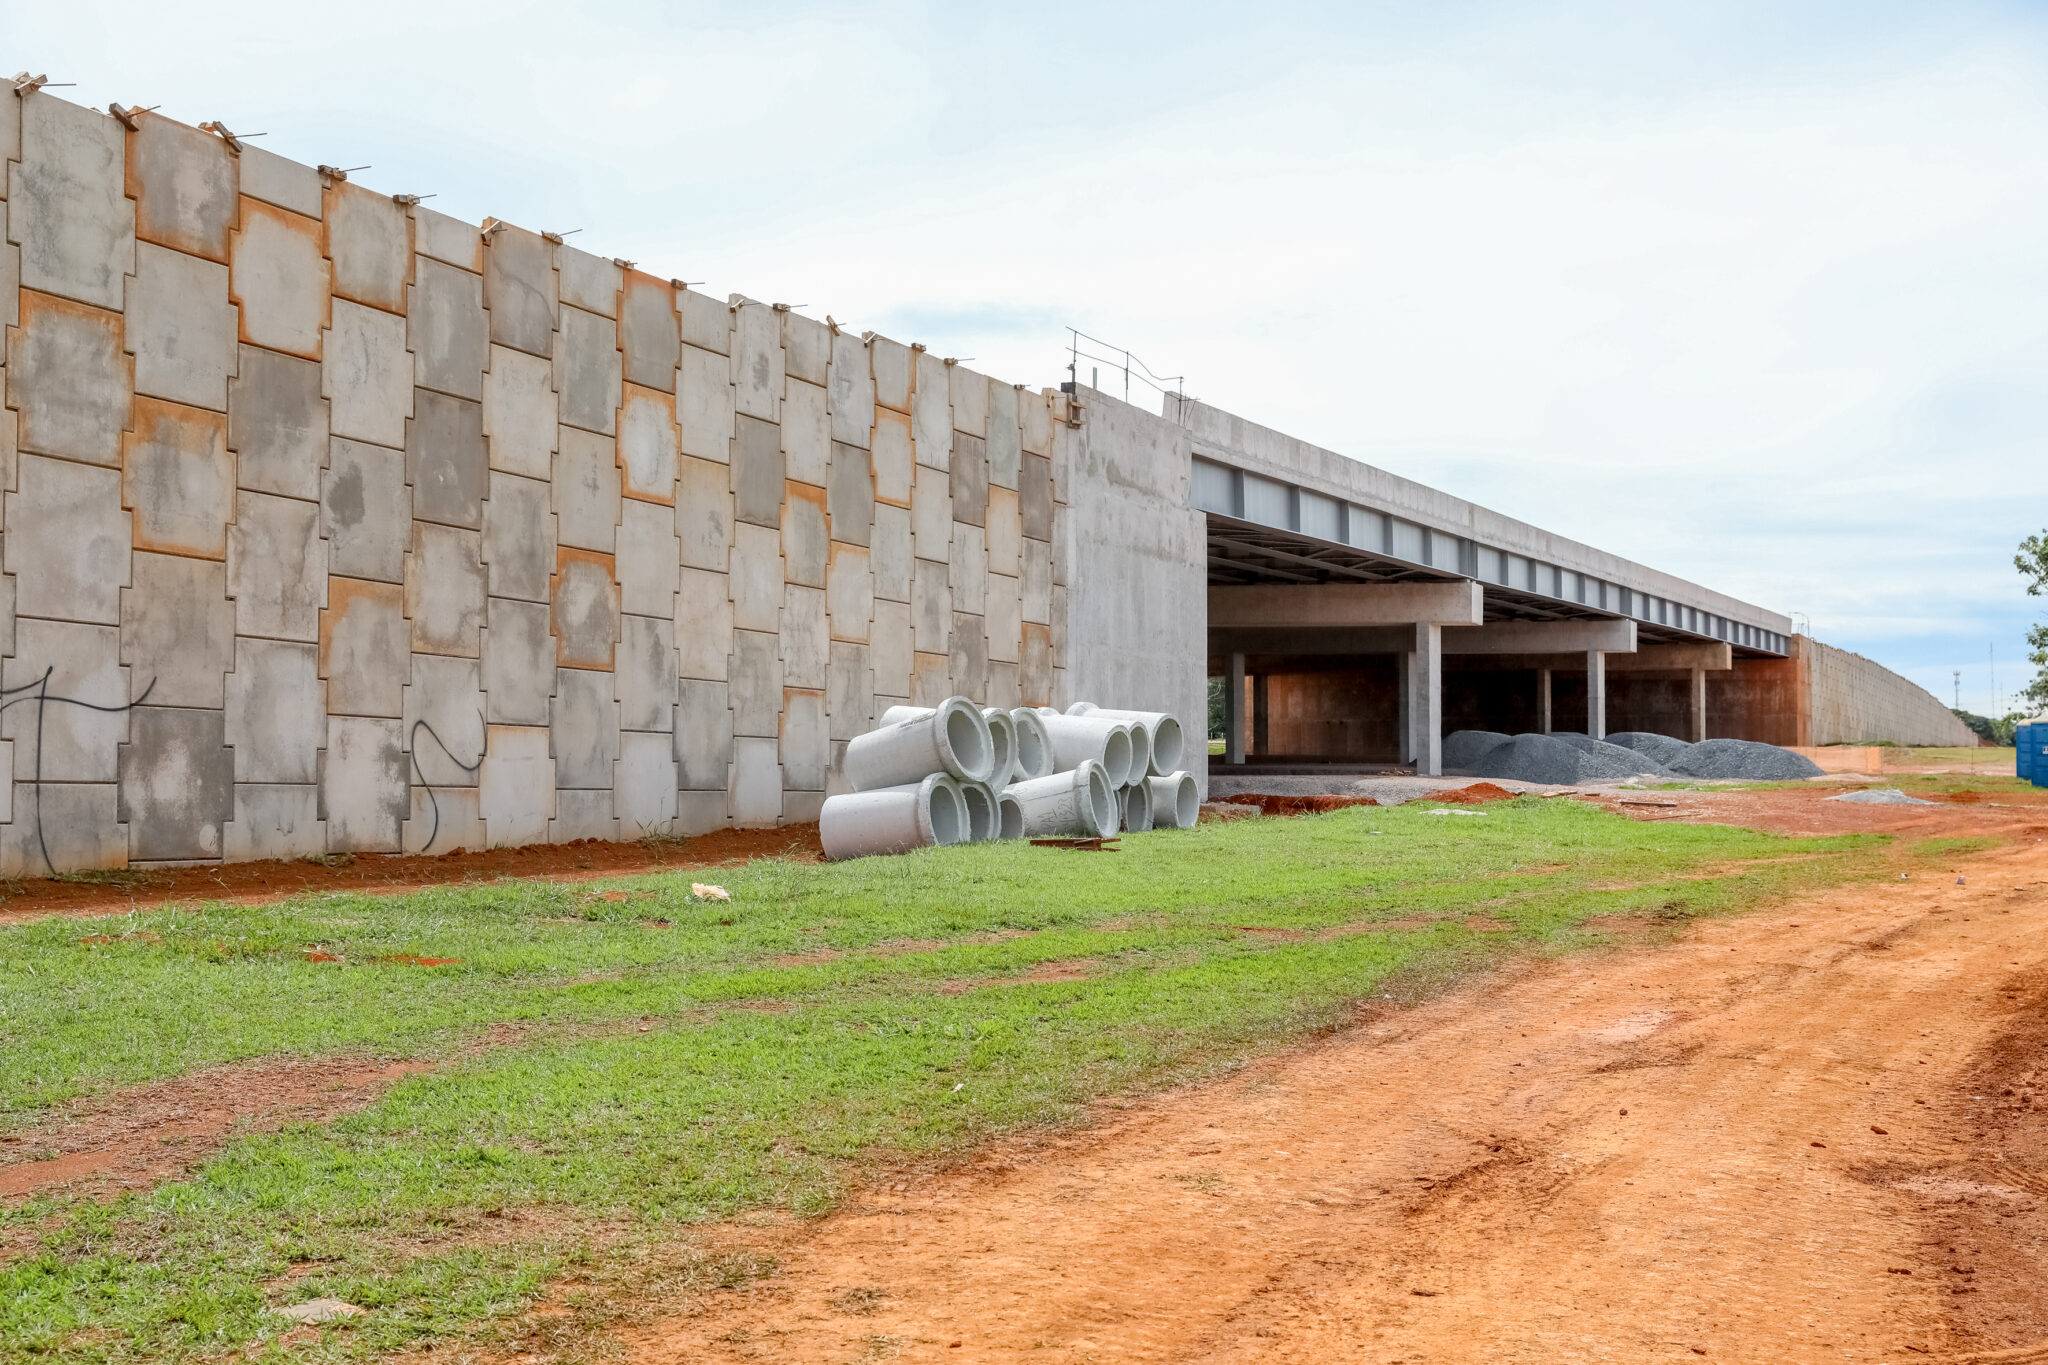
[0,667,158,876]
[408,715,483,855]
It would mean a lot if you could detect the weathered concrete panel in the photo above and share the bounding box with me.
[127,112,236,263]
[323,715,405,853]
[732,414,784,528]
[620,384,679,504]
[555,425,621,552]
[553,788,618,842]
[782,585,828,690]
[950,522,986,615]
[3,618,127,782]
[407,389,487,529]
[676,568,733,682]
[324,299,411,448]
[10,95,133,310]
[485,224,558,357]
[827,641,873,741]
[987,380,1021,490]
[828,330,873,448]
[551,666,618,788]
[675,788,727,833]
[558,247,618,319]
[406,523,486,658]
[783,377,829,486]
[872,408,913,507]
[8,455,128,624]
[911,650,951,707]
[729,629,782,738]
[677,456,732,572]
[230,345,325,499]
[871,337,911,414]
[323,438,408,584]
[481,472,555,603]
[732,302,783,423]
[912,349,951,470]
[950,432,988,527]
[872,504,912,604]
[320,577,407,717]
[826,543,873,643]
[479,723,553,846]
[405,785,486,855]
[782,311,828,386]
[556,305,620,436]
[121,553,232,707]
[483,343,556,479]
[1,783,123,877]
[986,573,1021,665]
[325,180,410,314]
[237,145,322,220]
[9,290,129,464]
[986,660,1020,710]
[225,784,324,862]
[618,499,680,618]
[783,483,828,589]
[911,558,951,656]
[552,548,620,671]
[1023,538,1053,625]
[780,688,827,791]
[615,730,678,833]
[226,637,321,782]
[232,198,328,360]
[128,241,234,411]
[870,599,912,698]
[827,440,874,549]
[679,341,734,462]
[729,735,781,827]
[679,289,730,355]
[950,610,988,699]
[912,461,952,560]
[403,653,486,786]
[618,613,678,733]
[230,490,326,640]
[986,485,1021,577]
[125,397,232,559]
[1021,388,1052,457]
[409,257,487,400]
[729,521,783,634]
[950,363,989,435]
[676,678,732,789]
[1021,453,1053,542]
[481,597,555,726]
[119,706,233,860]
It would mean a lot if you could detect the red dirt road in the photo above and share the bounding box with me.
[628,810,2048,1364]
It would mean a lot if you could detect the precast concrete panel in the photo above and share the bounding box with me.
[554,426,622,552]
[949,523,986,616]
[121,553,232,707]
[555,306,620,436]
[128,241,235,411]
[1049,586,1067,665]
[404,785,485,855]
[911,558,950,656]
[127,112,236,264]
[950,610,987,699]
[481,472,556,602]
[676,568,733,682]
[409,257,487,400]
[231,199,328,360]
[1021,390,1052,457]
[986,662,1020,710]
[225,784,323,862]
[986,486,1021,577]
[732,414,783,528]
[731,302,782,422]
[322,714,406,853]
[728,630,781,738]
[1021,453,1053,541]
[620,274,678,392]
[986,381,1020,490]
[235,145,321,220]
[870,599,912,697]
[551,548,619,670]
[728,521,786,635]
[1,784,124,877]
[403,653,486,786]
[479,723,553,845]
[557,247,619,319]
[827,330,872,449]
[3,618,128,782]
[782,377,829,486]
[405,523,486,657]
[617,613,678,732]
[872,408,912,507]
[678,289,730,356]
[871,504,912,605]
[783,482,828,588]
[324,300,411,449]
[230,346,326,500]
[675,678,733,789]
[780,688,827,791]
[618,499,680,617]
[1021,622,1052,707]
[675,789,727,834]
[319,577,408,717]
[9,290,129,465]
[484,225,557,356]
[910,651,950,707]
[551,666,618,788]
[0,87,15,162]
[912,349,951,471]
[323,439,408,583]
[225,637,321,782]
[229,491,325,640]
[482,344,557,479]
[481,597,555,726]
[10,95,133,310]
[826,543,873,643]
[871,337,911,414]
[911,463,951,562]
[782,312,828,386]
[1022,540,1052,625]
[728,735,781,827]
[826,441,874,549]
[119,706,233,860]
[782,585,827,690]
[406,390,487,529]
[826,641,873,741]
[986,575,1021,665]
[678,342,734,461]
[949,363,988,436]
[8,455,129,625]
[124,397,232,560]
[676,456,732,572]
[619,384,679,503]
[949,432,988,527]
[324,181,410,314]
[614,730,677,832]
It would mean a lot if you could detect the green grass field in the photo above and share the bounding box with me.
[0,799,1907,1362]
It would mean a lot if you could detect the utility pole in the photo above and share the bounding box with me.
[1954,670,1962,709]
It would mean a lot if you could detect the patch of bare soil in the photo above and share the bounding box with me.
[1582,782,2048,841]
[0,825,825,925]
[617,795,2048,1364]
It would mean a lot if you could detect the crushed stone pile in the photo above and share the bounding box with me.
[1546,733,1675,777]
[1451,730,1823,784]
[1606,731,1696,767]
[1442,730,1512,771]
[1474,734,1655,785]
[1669,738,1824,781]
[1825,788,1933,805]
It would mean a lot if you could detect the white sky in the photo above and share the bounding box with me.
[11,0,2044,712]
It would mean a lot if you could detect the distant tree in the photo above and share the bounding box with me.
[1208,676,1226,739]
[2020,533,2048,712]
[1953,709,2019,747]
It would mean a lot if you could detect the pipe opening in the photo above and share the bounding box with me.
[1083,764,1116,837]
[1169,772,1198,828]
[983,711,1016,787]
[1149,717,1185,773]
[928,780,968,845]
[1100,726,1133,787]
[960,782,996,841]
[998,793,1024,840]
[1010,710,1051,779]
[940,700,992,782]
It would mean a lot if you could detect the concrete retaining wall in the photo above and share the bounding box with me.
[1801,637,1976,747]
[0,93,1071,872]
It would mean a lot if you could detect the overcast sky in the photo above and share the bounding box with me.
[11,1,2044,712]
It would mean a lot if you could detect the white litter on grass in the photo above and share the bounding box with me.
[691,883,731,901]
[1825,789,1934,806]
[275,1299,365,1324]
[1423,809,1487,817]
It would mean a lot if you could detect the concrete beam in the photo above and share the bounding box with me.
[1441,618,1636,655]
[1208,580,1483,629]
[1607,640,1733,672]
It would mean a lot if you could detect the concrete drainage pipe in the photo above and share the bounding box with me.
[982,709,1017,787]
[958,779,999,841]
[820,773,970,859]
[1145,771,1200,830]
[1007,760,1117,838]
[997,789,1025,839]
[1120,780,1154,832]
[845,695,994,789]
[1008,708,1054,781]
[1068,705,1184,776]
[1038,715,1135,787]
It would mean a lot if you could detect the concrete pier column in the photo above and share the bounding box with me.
[1252,674,1269,758]
[1537,667,1553,735]
[1410,623,1442,776]
[1225,652,1246,765]
[1586,650,1607,740]
[1396,651,1413,763]
[1689,665,1707,743]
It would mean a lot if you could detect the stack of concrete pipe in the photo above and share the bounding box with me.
[818,695,1200,860]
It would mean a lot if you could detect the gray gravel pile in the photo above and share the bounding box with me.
[1442,730,1512,771]
[1545,733,1674,777]
[1607,731,1697,768]
[1474,733,1653,785]
[1825,788,1933,805]
[1669,738,1824,780]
